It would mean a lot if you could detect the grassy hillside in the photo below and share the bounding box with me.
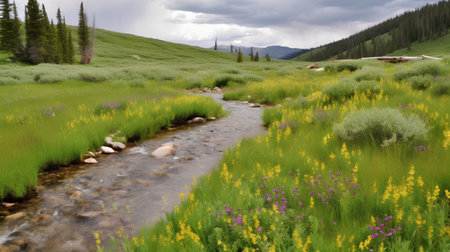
[296,31,450,62]
[390,32,450,58]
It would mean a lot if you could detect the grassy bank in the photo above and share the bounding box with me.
[116,60,449,251]
[0,80,226,199]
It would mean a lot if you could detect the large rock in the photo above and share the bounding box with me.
[111,142,126,150]
[105,137,126,150]
[100,146,115,154]
[151,143,175,158]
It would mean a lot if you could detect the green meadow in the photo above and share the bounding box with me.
[114,61,448,251]
[1,26,449,251]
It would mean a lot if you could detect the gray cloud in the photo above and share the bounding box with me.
[13,0,443,48]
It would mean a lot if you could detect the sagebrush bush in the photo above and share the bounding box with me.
[325,61,362,72]
[333,107,428,146]
[213,74,262,87]
[431,78,450,96]
[409,75,434,90]
[393,61,443,81]
[323,80,380,101]
[185,76,204,89]
[353,66,384,81]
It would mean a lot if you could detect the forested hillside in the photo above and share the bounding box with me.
[299,0,450,61]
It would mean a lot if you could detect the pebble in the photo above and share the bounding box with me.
[100,146,115,154]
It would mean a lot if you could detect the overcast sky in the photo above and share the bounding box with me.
[14,0,442,49]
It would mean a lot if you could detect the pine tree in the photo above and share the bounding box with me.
[0,0,12,50]
[250,47,254,61]
[48,20,58,62]
[214,37,217,50]
[78,2,90,64]
[40,4,52,62]
[265,53,271,62]
[56,8,67,63]
[237,48,243,63]
[25,0,43,64]
[230,44,233,53]
[10,1,23,59]
[254,51,259,61]
[67,28,74,64]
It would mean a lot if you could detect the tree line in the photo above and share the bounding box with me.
[302,0,450,61]
[0,0,92,64]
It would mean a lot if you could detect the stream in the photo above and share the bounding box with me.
[0,93,265,252]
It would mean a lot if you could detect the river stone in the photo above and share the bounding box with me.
[83,158,98,164]
[207,117,217,121]
[78,211,103,218]
[8,238,27,249]
[5,212,26,221]
[70,191,83,199]
[249,103,262,108]
[191,117,206,123]
[111,142,126,150]
[151,143,175,158]
[3,203,15,208]
[105,136,113,145]
[136,179,152,186]
[100,146,115,154]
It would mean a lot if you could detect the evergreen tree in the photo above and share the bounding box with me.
[67,28,74,64]
[48,20,58,62]
[25,0,43,64]
[78,2,90,64]
[0,0,12,50]
[214,37,217,50]
[265,53,271,62]
[56,8,67,63]
[40,4,52,62]
[250,47,254,61]
[11,1,23,59]
[237,48,243,63]
[230,44,233,53]
[254,51,259,61]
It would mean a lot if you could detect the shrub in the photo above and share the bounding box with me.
[393,61,443,81]
[325,61,362,72]
[185,76,204,89]
[333,107,428,146]
[409,75,433,90]
[323,80,380,101]
[431,78,450,96]
[353,66,384,81]
[213,74,262,88]
[77,71,109,82]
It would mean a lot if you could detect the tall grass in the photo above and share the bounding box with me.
[0,81,225,199]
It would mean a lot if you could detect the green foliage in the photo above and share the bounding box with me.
[408,74,433,90]
[393,61,444,81]
[353,66,384,81]
[431,77,450,96]
[213,74,262,87]
[323,79,380,101]
[78,2,90,64]
[333,107,428,146]
[324,61,362,72]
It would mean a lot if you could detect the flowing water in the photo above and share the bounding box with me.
[0,93,265,251]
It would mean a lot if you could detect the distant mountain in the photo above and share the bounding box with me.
[214,45,306,60]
